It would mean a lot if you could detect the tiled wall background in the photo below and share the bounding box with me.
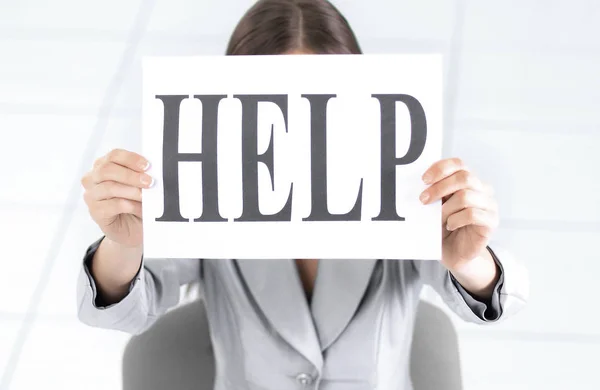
[1,1,598,389]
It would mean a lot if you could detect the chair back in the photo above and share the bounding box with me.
[122,299,462,390]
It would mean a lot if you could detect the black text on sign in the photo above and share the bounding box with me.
[154,93,427,223]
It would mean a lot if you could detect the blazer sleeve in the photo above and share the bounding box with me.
[413,245,529,324]
[76,237,202,335]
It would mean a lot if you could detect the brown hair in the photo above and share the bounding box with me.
[225,0,362,56]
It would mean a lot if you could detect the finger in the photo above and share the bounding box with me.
[105,148,150,173]
[422,157,467,185]
[82,157,108,189]
[420,170,483,204]
[446,207,498,232]
[90,198,142,221]
[86,181,143,202]
[442,189,497,224]
[93,155,107,169]
[80,171,93,189]
[93,161,154,188]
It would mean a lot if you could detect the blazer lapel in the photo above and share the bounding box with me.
[236,259,323,369]
[310,259,377,350]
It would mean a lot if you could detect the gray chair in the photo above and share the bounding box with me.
[122,299,463,390]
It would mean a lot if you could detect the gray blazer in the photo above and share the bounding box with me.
[76,238,528,390]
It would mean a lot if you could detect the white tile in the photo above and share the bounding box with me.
[0,113,95,206]
[358,36,450,55]
[336,0,456,42]
[0,208,62,313]
[489,228,599,335]
[35,204,103,319]
[455,51,600,125]
[0,319,22,375]
[450,129,600,223]
[146,0,255,37]
[92,113,143,158]
[0,40,125,110]
[459,337,600,390]
[10,319,130,390]
[0,0,143,32]
[463,0,600,51]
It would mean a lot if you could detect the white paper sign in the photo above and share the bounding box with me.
[142,54,442,260]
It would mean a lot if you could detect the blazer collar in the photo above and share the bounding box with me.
[236,258,377,362]
[236,259,323,369]
[310,259,377,350]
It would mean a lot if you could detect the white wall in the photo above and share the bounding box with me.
[1,1,598,389]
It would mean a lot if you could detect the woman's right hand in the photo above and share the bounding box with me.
[81,149,154,248]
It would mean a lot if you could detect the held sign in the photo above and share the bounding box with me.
[142,54,442,260]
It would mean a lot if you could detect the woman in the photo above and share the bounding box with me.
[77,1,529,389]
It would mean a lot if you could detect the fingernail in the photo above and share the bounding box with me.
[422,174,433,184]
[446,223,453,231]
[139,160,150,171]
[420,192,429,203]
[141,174,154,187]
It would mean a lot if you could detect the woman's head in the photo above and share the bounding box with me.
[226,0,362,56]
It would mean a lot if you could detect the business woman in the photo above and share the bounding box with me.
[76,1,529,389]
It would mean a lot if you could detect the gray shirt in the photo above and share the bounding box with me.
[76,237,528,390]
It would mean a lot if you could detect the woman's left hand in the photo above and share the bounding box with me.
[420,157,499,272]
